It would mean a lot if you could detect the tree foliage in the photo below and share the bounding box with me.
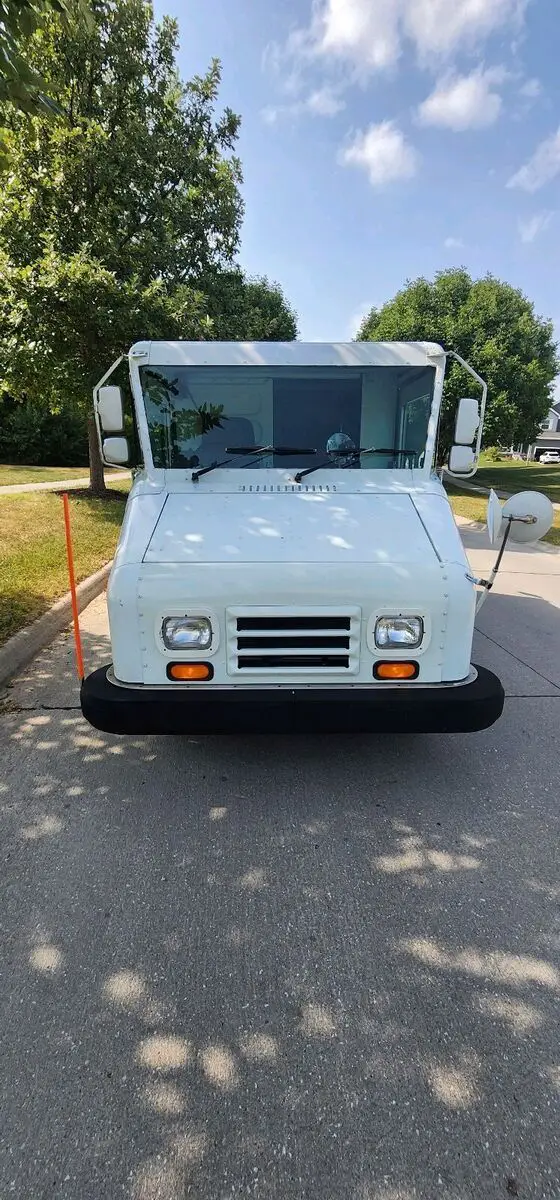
[0,0,92,165]
[357,269,558,456]
[0,0,90,114]
[0,244,208,398]
[0,0,297,481]
[0,2,243,279]
[203,270,298,341]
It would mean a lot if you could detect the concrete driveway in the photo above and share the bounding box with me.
[1,521,559,1200]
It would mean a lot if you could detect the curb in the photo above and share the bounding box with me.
[0,561,112,689]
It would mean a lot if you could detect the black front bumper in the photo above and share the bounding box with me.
[80,666,504,735]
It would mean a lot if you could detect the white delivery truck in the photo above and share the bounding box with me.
[81,340,552,735]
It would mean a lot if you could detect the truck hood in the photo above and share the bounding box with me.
[143,491,449,565]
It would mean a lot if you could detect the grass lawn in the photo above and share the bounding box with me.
[0,464,92,486]
[0,464,126,486]
[474,458,560,505]
[0,489,127,646]
[105,475,132,493]
[446,485,560,548]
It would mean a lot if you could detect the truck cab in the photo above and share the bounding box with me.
[81,339,506,734]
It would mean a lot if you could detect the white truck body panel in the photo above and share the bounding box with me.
[145,489,442,564]
[82,340,504,735]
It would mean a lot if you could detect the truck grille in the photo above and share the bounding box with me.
[227,608,361,675]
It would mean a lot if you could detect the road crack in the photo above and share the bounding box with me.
[475,627,560,692]
[0,703,81,714]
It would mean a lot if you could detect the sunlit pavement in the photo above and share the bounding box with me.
[1,522,559,1200]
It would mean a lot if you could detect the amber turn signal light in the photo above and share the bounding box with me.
[167,662,213,681]
[374,661,418,680]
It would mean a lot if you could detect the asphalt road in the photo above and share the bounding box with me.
[1,524,559,1200]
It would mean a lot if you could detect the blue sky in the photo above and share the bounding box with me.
[155,0,559,366]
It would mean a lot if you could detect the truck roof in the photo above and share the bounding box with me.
[130,340,446,369]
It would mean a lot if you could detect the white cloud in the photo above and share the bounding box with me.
[404,0,527,61]
[261,86,345,123]
[417,67,506,131]
[518,212,554,243]
[318,0,400,70]
[508,127,560,192]
[306,86,345,116]
[444,236,464,249]
[340,121,418,187]
[261,106,281,125]
[287,0,528,74]
[519,77,541,98]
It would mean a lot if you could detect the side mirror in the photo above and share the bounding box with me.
[448,445,476,474]
[102,436,129,466]
[454,397,480,445]
[475,487,553,614]
[501,490,553,544]
[97,385,124,433]
[486,489,503,545]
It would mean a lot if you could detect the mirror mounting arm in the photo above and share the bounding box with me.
[474,515,520,611]
[445,350,488,480]
[93,355,125,455]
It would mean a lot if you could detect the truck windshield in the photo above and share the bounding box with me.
[139,364,436,472]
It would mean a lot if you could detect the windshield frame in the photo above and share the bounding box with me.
[128,342,447,480]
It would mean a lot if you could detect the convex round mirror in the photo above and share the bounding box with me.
[487,488,553,546]
[502,490,554,544]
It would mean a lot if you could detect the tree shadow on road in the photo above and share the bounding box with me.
[1,591,559,1199]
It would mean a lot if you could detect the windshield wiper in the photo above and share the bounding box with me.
[227,446,317,455]
[293,447,418,483]
[191,446,317,482]
[192,446,272,481]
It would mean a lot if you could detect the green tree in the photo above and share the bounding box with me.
[0,3,243,278]
[357,269,558,459]
[0,1,88,115]
[1,2,294,491]
[0,2,296,489]
[0,244,212,481]
[204,269,298,341]
[0,0,92,166]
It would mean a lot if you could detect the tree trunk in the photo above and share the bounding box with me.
[88,414,107,496]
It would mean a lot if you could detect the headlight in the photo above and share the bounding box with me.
[162,616,212,650]
[375,616,423,649]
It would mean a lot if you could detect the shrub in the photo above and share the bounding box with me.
[0,396,88,466]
